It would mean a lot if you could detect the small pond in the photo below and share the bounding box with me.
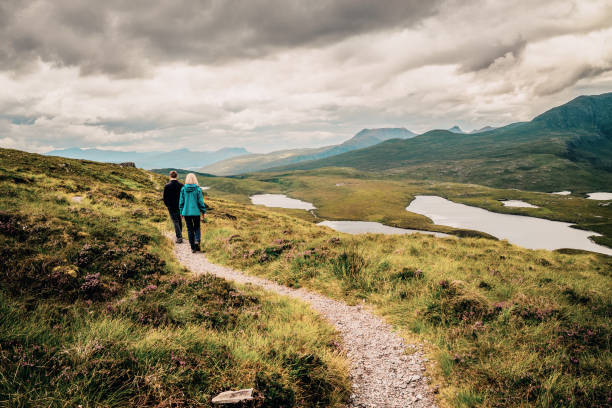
[501,200,538,208]
[587,192,612,200]
[250,194,315,210]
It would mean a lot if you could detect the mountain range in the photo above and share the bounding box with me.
[45,147,249,170]
[199,127,416,175]
[274,93,612,192]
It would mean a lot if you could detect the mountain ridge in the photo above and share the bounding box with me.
[199,127,416,175]
[45,147,250,170]
[273,92,612,191]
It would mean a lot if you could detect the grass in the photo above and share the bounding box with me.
[3,147,611,407]
[180,167,612,248]
[0,148,350,407]
[192,196,612,407]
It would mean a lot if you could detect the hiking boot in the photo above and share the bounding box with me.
[196,244,201,252]
[176,238,183,244]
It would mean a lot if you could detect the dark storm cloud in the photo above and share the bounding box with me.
[0,0,441,76]
[458,38,527,72]
[85,119,165,134]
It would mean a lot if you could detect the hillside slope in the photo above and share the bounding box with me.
[277,93,612,191]
[200,128,415,175]
[0,148,349,407]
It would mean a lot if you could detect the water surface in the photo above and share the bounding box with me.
[318,220,450,237]
[501,200,538,208]
[250,194,315,210]
[407,195,612,255]
[587,192,612,200]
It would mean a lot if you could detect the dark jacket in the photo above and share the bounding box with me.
[179,184,206,216]
[163,179,183,211]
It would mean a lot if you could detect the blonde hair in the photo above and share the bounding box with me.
[185,173,199,185]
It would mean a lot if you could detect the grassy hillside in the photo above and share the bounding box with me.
[199,128,415,176]
[193,197,612,407]
[277,93,612,192]
[0,149,349,407]
[6,148,609,407]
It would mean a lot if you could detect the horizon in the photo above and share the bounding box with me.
[1,1,612,154]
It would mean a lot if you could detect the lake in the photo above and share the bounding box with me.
[317,220,450,237]
[501,200,538,208]
[406,195,612,255]
[250,194,316,210]
[587,192,612,200]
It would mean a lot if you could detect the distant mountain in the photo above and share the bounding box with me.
[448,125,465,134]
[200,127,416,175]
[276,93,612,191]
[470,126,497,134]
[45,147,249,170]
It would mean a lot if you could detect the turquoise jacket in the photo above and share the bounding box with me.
[179,184,206,216]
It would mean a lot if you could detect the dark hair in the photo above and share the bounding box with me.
[169,170,178,179]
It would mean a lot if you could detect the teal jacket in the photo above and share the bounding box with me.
[179,184,206,216]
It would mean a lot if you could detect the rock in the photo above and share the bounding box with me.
[118,162,136,167]
[407,374,421,383]
[212,388,255,405]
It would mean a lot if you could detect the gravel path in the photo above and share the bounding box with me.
[170,239,438,407]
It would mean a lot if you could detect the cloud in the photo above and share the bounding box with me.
[0,0,441,76]
[0,0,611,153]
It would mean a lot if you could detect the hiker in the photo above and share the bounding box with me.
[163,170,184,243]
[179,173,207,253]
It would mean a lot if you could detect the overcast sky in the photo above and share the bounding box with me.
[1,0,611,154]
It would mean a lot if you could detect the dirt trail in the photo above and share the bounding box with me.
[170,238,438,407]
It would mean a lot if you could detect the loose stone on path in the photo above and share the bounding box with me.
[169,235,438,408]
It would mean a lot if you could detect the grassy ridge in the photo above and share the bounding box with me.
[193,197,611,407]
[0,149,349,407]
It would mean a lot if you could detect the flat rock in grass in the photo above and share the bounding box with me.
[212,388,254,404]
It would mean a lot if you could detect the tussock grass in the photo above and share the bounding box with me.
[0,148,350,407]
[198,197,612,407]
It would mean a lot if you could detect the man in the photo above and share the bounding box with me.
[163,170,184,243]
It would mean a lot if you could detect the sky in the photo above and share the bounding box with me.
[1,0,611,154]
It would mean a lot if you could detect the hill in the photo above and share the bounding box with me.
[1,147,611,406]
[46,147,250,170]
[276,93,612,191]
[0,148,349,406]
[199,127,415,175]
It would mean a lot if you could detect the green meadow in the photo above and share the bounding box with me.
[2,148,610,407]
[0,149,349,407]
[163,167,612,248]
[198,197,611,407]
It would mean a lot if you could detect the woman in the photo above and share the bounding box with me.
[178,173,206,253]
